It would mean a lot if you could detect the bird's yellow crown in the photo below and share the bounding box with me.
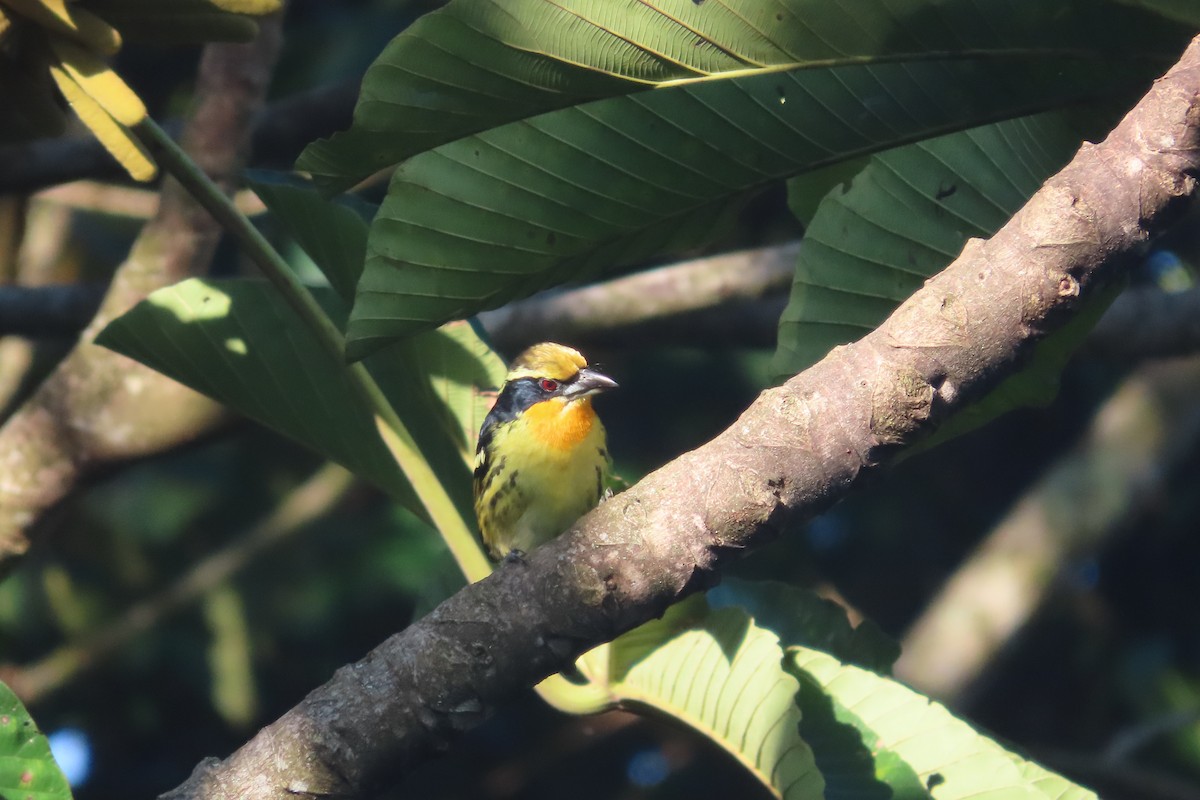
[505,342,588,383]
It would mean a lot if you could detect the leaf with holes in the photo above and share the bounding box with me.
[293,0,1191,358]
[350,57,1162,358]
[299,0,1180,192]
[0,682,73,800]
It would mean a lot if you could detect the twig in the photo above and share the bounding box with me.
[159,34,1200,800]
[0,243,794,343]
[1105,708,1200,762]
[0,16,285,569]
[1,463,355,705]
[32,181,267,220]
[16,242,1200,363]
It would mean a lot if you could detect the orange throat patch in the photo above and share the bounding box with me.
[524,398,596,452]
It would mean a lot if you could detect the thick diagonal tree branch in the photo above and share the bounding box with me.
[162,36,1200,800]
[0,18,284,567]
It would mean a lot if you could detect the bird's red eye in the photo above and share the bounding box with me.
[540,378,559,392]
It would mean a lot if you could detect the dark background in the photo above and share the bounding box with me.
[2,3,1199,799]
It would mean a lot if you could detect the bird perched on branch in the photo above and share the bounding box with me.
[474,342,617,560]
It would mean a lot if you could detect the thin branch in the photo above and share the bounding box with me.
[480,243,798,355]
[160,34,1200,800]
[0,17,285,569]
[15,243,1200,362]
[0,284,103,338]
[1039,749,1200,800]
[1,463,355,705]
[1105,708,1200,762]
[0,242,795,343]
[32,181,267,220]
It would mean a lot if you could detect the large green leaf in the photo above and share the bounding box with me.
[577,585,1093,798]
[294,0,1190,358]
[774,111,1090,376]
[607,600,824,799]
[248,172,509,466]
[790,647,1097,800]
[95,279,503,520]
[347,57,1151,358]
[95,279,414,504]
[793,672,922,800]
[0,682,73,800]
[771,111,1125,447]
[298,0,1177,193]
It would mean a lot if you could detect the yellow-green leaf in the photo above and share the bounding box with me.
[49,36,146,126]
[0,681,73,800]
[791,647,1097,800]
[608,602,824,799]
[47,61,155,181]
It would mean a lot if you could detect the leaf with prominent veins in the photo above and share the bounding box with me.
[299,0,1182,192]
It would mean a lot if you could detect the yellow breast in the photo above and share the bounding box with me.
[478,397,609,557]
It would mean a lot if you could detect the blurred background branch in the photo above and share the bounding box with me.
[479,243,797,355]
[0,16,285,570]
[896,356,1200,703]
[13,239,1200,365]
[1087,285,1200,360]
[0,80,355,195]
[0,462,354,706]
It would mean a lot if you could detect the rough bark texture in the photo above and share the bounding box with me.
[162,36,1200,800]
[0,19,284,566]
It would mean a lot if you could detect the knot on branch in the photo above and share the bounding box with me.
[870,367,935,446]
